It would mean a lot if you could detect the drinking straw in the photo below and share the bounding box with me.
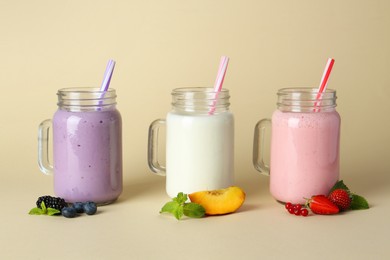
[100,59,116,92]
[98,59,116,108]
[314,58,335,112]
[209,56,229,115]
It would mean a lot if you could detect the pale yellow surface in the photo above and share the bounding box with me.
[1,1,390,259]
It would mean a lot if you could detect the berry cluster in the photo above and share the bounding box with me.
[36,196,68,211]
[61,202,97,218]
[282,180,370,217]
[285,202,309,217]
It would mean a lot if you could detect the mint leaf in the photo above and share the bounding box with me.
[160,201,184,220]
[173,192,188,205]
[329,180,350,194]
[47,208,61,216]
[29,207,44,215]
[350,194,369,210]
[160,192,205,220]
[173,206,184,220]
[40,201,47,214]
[183,203,205,218]
[160,201,180,214]
[29,202,61,216]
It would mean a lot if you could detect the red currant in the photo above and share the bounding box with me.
[288,208,295,214]
[293,204,302,211]
[300,208,309,217]
[285,202,293,210]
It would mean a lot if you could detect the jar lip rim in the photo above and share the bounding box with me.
[278,87,336,94]
[172,87,229,94]
[57,87,116,94]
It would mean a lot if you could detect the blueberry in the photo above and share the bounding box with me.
[61,207,77,218]
[83,202,97,215]
[72,202,85,213]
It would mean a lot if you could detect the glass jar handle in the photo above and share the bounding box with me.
[253,118,271,175]
[38,119,54,175]
[147,119,166,176]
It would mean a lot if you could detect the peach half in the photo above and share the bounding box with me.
[189,186,246,215]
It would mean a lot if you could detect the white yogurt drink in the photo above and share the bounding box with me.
[166,112,234,197]
[148,87,235,198]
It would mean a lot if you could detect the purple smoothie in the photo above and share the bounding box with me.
[52,108,122,204]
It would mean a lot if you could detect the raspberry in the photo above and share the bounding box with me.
[36,195,68,211]
[328,189,351,211]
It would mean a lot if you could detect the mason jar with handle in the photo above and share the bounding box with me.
[148,87,234,198]
[253,88,340,204]
[38,87,122,205]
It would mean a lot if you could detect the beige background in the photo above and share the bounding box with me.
[1,1,389,259]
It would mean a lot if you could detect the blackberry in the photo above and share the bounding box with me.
[36,195,68,211]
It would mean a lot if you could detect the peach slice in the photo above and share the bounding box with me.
[189,186,246,215]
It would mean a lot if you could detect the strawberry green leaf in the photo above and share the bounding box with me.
[329,180,350,194]
[350,194,369,210]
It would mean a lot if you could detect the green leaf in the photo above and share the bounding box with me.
[173,205,184,220]
[29,207,44,215]
[40,201,47,214]
[329,180,350,194]
[160,201,180,214]
[47,208,61,216]
[160,192,205,220]
[173,192,188,205]
[183,203,205,218]
[350,194,369,210]
[160,201,184,220]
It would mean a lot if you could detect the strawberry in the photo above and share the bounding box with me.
[328,189,351,211]
[307,195,339,215]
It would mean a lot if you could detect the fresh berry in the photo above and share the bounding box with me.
[83,202,97,215]
[61,207,77,218]
[36,196,67,211]
[293,204,302,211]
[288,208,295,214]
[72,202,85,213]
[285,202,293,210]
[294,209,301,216]
[285,202,308,217]
[300,208,309,216]
[307,195,339,215]
[328,189,351,211]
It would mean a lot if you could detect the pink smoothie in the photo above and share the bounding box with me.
[270,110,340,204]
[52,109,122,204]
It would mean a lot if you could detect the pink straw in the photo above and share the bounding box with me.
[209,56,229,115]
[314,58,335,112]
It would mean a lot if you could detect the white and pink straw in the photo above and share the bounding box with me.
[314,58,335,112]
[209,56,229,115]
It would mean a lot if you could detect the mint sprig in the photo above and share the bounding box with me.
[329,180,369,210]
[29,201,61,216]
[160,192,205,220]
